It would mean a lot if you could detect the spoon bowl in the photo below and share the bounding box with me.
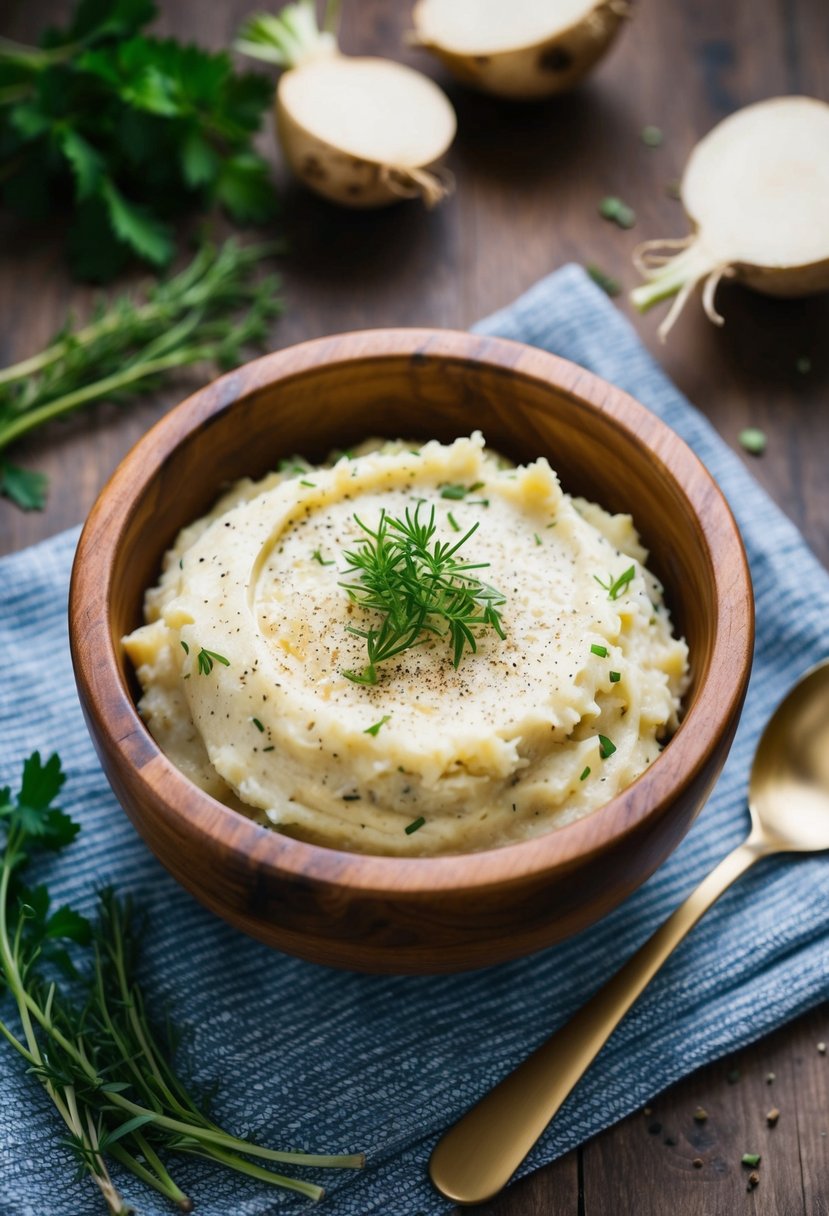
[430,657,829,1205]
[749,659,829,852]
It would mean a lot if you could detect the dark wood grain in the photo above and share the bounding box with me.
[2,0,827,1211]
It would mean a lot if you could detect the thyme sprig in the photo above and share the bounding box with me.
[0,752,363,1214]
[0,239,282,510]
[339,503,506,685]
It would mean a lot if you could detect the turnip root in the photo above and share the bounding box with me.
[631,97,829,340]
[236,1,456,208]
[409,0,630,101]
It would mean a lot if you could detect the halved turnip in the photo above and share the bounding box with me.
[631,96,829,339]
[409,0,630,101]
[235,1,456,208]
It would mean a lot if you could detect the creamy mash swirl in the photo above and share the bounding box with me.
[124,434,688,856]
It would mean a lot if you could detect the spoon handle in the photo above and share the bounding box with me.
[429,837,765,1206]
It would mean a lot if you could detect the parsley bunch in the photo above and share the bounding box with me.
[339,502,507,685]
[0,752,363,1213]
[0,0,277,280]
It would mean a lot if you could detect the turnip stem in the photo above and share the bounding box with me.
[630,243,714,313]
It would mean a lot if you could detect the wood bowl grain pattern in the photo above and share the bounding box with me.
[69,330,754,973]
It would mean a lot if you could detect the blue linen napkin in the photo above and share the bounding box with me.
[1,264,828,1216]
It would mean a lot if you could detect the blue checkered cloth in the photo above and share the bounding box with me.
[1,266,828,1216]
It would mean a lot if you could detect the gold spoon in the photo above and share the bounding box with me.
[430,659,829,1206]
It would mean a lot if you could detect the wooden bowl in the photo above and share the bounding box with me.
[69,330,753,973]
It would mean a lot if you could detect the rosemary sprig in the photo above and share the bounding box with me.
[0,752,363,1213]
[339,502,506,685]
[0,239,282,510]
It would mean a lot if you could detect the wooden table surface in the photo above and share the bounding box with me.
[2,1,828,1213]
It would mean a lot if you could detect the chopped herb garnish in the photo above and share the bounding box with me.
[262,745,275,752]
[590,643,608,657]
[405,816,426,835]
[598,734,616,759]
[364,715,391,737]
[609,670,621,683]
[579,766,591,781]
[342,793,361,802]
[311,548,335,565]
[534,533,542,546]
[599,196,636,229]
[180,640,190,655]
[339,503,506,685]
[595,565,636,600]
[197,648,230,675]
[586,264,622,297]
[467,498,490,507]
[299,479,316,488]
[278,456,309,474]
[439,482,484,501]
[447,511,461,532]
[641,125,664,147]
[252,717,265,732]
[739,427,767,456]
[741,1153,761,1168]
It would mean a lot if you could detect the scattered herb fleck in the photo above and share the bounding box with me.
[311,548,335,566]
[534,533,542,546]
[665,179,682,200]
[586,264,622,296]
[197,648,230,675]
[598,734,616,759]
[262,745,275,752]
[278,457,308,474]
[405,816,426,835]
[364,715,391,737]
[579,766,591,781]
[641,125,664,147]
[610,670,621,683]
[741,1153,761,1167]
[439,481,484,501]
[595,565,636,600]
[180,640,190,655]
[447,511,460,532]
[590,643,608,658]
[739,427,767,456]
[299,479,316,488]
[342,793,361,802]
[252,717,265,732]
[599,196,636,229]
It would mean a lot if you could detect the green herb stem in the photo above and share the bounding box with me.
[176,1142,324,1202]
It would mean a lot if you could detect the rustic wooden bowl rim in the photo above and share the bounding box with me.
[70,328,754,897]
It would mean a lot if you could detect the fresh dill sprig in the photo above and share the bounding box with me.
[339,502,506,686]
[0,239,282,510]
